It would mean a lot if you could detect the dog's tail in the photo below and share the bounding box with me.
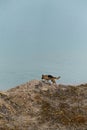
[55,76,61,80]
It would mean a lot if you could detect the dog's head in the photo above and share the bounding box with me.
[41,74,44,79]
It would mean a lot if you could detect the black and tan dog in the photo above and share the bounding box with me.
[41,74,61,83]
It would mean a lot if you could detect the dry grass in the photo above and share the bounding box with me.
[40,85,87,129]
[0,80,87,130]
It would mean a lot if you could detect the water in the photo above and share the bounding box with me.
[0,59,87,90]
[0,0,87,90]
[0,70,39,90]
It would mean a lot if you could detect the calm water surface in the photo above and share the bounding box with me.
[0,60,87,90]
[0,0,87,90]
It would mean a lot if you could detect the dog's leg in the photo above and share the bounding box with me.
[51,79,56,84]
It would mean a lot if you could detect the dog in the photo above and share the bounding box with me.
[41,74,61,83]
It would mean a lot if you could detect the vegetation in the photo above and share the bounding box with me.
[0,80,87,130]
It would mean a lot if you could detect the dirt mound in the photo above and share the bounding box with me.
[0,80,87,130]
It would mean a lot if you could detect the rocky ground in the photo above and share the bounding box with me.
[0,80,87,130]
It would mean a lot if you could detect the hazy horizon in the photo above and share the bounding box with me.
[0,0,87,90]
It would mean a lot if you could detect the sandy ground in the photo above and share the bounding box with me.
[0,80,87,130]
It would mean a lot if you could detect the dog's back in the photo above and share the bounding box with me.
[41,74,61,83]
